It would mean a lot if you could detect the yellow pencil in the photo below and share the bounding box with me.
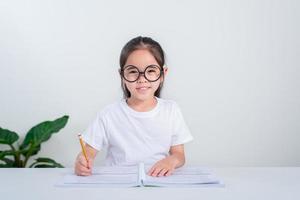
[78,134,89,166]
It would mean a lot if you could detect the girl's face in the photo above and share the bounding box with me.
[121,49,167,102]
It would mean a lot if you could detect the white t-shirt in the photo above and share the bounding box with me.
[82,97,193,166]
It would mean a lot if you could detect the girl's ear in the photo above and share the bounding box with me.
[163,66,168,76]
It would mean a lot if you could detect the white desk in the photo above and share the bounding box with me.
[1,167,300,200]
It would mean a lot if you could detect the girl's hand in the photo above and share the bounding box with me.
[74,152,94,176]
[147,156,178,177]
[147,144,186,177]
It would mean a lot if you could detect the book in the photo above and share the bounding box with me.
[56,163,223,188]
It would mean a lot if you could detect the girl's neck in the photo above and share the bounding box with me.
[126,97,157,112]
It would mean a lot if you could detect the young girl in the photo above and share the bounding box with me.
[75,36,193,177]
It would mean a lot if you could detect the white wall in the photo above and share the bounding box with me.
[0,0,299,167]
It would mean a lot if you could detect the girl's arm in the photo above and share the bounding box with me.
[168,144,186,167]
[147,144,185,177]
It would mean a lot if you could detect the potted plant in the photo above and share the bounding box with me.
[0,115,69,168]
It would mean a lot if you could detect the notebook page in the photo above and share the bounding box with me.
[143,165,213,176]
[144,174,220,185]
[172,166,214,175]
[143,166,221,186]
[92,166,137,175]
[56,166,139,187]
[62,173,138,184]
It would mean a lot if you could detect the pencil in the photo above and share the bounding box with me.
[78,134,89,166]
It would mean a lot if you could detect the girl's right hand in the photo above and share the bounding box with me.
[74,152,94,176]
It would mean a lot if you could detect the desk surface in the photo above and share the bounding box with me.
[1,167,300,200]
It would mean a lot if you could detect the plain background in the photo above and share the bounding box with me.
[0,0,299,167]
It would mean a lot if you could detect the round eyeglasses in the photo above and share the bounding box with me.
[120,65,163,82]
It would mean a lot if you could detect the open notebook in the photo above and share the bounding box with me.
[56,163,223,187]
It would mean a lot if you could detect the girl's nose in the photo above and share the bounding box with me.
[137,73,147,83]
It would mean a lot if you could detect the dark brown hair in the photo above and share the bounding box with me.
[119,36,166,98]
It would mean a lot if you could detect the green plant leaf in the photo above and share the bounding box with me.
[20,115,69,150]
[21,145,41,157]
[32,164,57,168]
[34,157,58,163]
[0,157,15,167]
[0,127,19,145]
[29,157,64,168]
[0,150,15,159]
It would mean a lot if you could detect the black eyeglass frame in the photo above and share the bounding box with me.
[120,64,164,83]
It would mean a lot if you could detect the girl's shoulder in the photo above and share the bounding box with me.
[157,97,181,111]
[95,100,124,119]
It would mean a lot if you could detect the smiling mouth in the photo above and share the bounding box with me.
[136,87,150,90]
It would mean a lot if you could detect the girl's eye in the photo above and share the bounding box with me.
[147,70,158,74]
[129,70,138,74]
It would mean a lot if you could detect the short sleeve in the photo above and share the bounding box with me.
[171,102,194,146]
[81,112,108,151]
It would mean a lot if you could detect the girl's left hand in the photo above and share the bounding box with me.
[147,156,177,177]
